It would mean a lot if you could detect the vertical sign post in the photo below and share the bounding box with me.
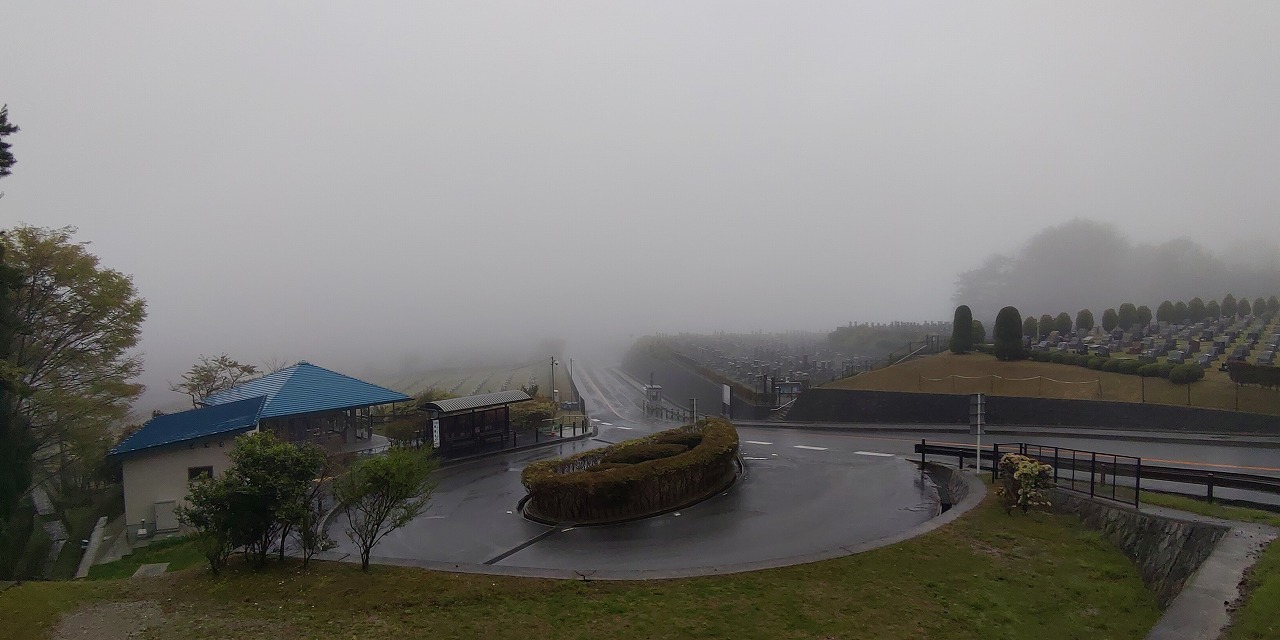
[970,393,985,471]
[432,419,441,449]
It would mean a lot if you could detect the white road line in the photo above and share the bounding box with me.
[591,418,601,422]
[743,456,769,460]
[854,451,895,457]
[600,422,613,426]
[745,440,773,445]
[793,445,828,451]
[614,426,633,430]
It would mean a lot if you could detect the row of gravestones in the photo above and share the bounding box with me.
[1026,314,1278,369]
[677,336,852,390]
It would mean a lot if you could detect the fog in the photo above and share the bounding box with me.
[3,3,1278,413]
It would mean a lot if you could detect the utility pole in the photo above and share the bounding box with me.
[689,398,697,425]
[550,356,558,401]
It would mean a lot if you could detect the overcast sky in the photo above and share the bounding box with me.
[3,3,1279,408]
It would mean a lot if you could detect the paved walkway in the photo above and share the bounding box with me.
[1143,506,1277,640]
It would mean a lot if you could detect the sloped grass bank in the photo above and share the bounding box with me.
[0,494,1161,640]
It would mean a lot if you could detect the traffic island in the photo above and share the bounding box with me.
[520,418,740,525]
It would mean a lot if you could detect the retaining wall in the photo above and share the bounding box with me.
[788,387,1280,434]
[1052,490,1228,608]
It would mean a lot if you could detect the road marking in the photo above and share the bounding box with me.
[793,445,828,451]
[854,451,895,457]
[600,422,613,426]
[614,426,633,430]
[744,456,769,460]
[591,418,600,422]
[745,440,773,445]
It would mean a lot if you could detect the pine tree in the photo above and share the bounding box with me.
[949,305,973,354]
[994,306,1024,361]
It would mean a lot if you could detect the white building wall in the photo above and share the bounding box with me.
[120,436,236,532]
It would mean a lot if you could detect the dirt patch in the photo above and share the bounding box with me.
[54,601,163,640]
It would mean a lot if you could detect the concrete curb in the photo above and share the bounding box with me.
[74,516,109,579]
[316,459,987,581]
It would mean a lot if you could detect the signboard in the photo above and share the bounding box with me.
[722,384,731,406]
[432,419,441,449]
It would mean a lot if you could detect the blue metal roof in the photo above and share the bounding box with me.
[111,396,266,457]
[199,361,411,419]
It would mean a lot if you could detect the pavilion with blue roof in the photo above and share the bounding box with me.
[112,361,411,538]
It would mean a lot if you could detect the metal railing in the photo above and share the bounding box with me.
[915,439,1280,509]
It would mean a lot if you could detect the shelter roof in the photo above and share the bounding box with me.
[200,361,411,419]
[110,396,266,457]
[421,390,531,414]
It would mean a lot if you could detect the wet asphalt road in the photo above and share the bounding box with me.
[329,363,1280,571]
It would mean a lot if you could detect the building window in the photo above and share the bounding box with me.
[187,466,214,483]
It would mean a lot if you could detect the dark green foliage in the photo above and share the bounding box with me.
[522,419,739,523]
[971,320,987,346]
[587,463,633,472]
[1173,301,1189,323]
[1227,362,1280,389]
[0,105,17,179]
[1050,352,1067,364]
[1168,364,1205,385]
[1187,298,1206,322]
[1101,359,1122,373]
[1086,357,1107,370]
[1156,301,1174,324]
[1117,303,1138,331]
[994,307,1025,361]
[1116,360,1144,375]
[1038,314,1053,340]
[1268,296,1279,315]
[1222,294,1237,318]
[0,242,35,580]
[1137,305,1152,328]
[1029,351,1051,362]
[1022,317,1038,339]
[1055,312,1072,336]
[1157,363,1176,378]
[1102,308,1118,332]
[1138,364,1163,377]
[1239,298,1253,317]
[601,443,688,465]
[1206,299,1221,319]
[1254,297,1266,319]
[1076,309,1094,333]
[950,305,974,354]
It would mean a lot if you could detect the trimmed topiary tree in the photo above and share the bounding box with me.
[994,306,1025,361]
[1239,298,1253,318]
[1173,301,1189,323]
[1055,312,1072,336]
[1222,294,1237,318]
[1117,303,1137,332]
[971,319,987,346]
[1206,299,1221,319]
[1102,308,1119,332]
[1156,300,1174,324]
[1187,297,1206,322]
[1023,316,1038,340]
[1075,309,1094,333]
[1137,305,1152,329]
[950,305,974,354]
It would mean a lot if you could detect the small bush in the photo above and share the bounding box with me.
[1169,364,1205,384]
[1087,357,1107,370]
[1030,351,1051,362]
[601,443,688,465]
[996,453,1053,514]
[1138,363,1162,377]
[1050,352,1066,364]
[1101,359,1121,373]
[1116,360,1144,375]
[1157,363,1176,378]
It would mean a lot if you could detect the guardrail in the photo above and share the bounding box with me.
[914,439,1280,508]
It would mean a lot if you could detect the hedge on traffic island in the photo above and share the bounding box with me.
[521,417,740,524]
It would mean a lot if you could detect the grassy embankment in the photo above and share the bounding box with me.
[826,352,1280,415]
[2,493,1161,640]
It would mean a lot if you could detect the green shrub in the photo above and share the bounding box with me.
[1157,363,1176,378]
[1030,351,1051,362]
[1116,360,1144,375]
[996,454,1053,514]
[1101,359,1121,373]
[1050,352,1066,364]
[1087,357,1107,370]
[522,419,739,523]
[1138,364,1162,377]
[1169,364,1205,384]
[601,443,688,465]
[653,431,704,448]
[994,306,1025,361]
[587,463,633,472]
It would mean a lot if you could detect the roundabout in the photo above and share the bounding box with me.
[325,400,982,578]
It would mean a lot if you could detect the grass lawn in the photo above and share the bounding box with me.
[826,352,1280,415]
[1,494,1162,640]
[86,535,206,580]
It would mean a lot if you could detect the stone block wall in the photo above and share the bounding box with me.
[1052,490,1228,608]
